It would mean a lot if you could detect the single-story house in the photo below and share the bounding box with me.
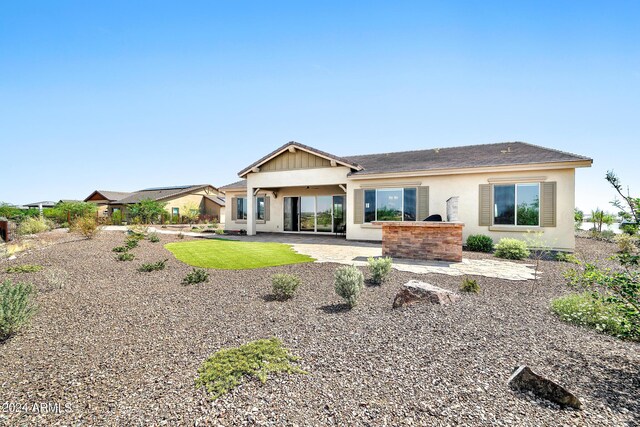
[84,190,132,217]
[24,201,57,209]
[85,185,225,222]
[221,141,592,250]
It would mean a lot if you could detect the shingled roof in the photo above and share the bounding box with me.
[113,185,218,204]
[219,179,247,192]
[344,141,592,176]
[84,190,132,202]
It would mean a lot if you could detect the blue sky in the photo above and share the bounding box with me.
[1,1,638,213]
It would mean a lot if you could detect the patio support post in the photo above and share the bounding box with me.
[247,186,256,236]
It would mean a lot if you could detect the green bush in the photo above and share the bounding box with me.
[111,210,122,225]
[460,277,480,293]
[0,280,38,341]
[16,217,50,236]
[215,229,225,235]
[555,252,581,264]
[494,238,530,260]
[138,259,168,272]
[551,292,634,339]
[182,268,209,285]
[125,238,139,250]
[367,257,392,285]
[116,252,135,261]
[112,246,128,253]
[196,337,306,400]
[466,234,494,253]
[334,265,364,308]
[148,232,160,243]
[70,215,98,239]
[6,264,43,274]
[614,234,638,254]
[271,273,302,300]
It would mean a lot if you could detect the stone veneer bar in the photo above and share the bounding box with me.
[377,222,464,263]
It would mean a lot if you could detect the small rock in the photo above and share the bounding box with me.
[392,280,461,308]
[508,365,582,409]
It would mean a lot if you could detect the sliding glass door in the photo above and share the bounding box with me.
[299,197,315,232]
[316,196,333,232]
[284,195,346,233]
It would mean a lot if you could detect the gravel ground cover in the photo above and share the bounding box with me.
[0,232,638,426]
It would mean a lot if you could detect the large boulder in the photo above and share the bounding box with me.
[392,280,461,308]
[508,365,582,409]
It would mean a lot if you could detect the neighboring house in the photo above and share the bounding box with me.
[221,141,592,250]
[95,184,225,222]
[84,190,133,217]
[24,201,57,209]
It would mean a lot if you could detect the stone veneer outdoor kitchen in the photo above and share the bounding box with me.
[377,222,464,263]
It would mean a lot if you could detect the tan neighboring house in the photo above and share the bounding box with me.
[84,190,132,217]
[221,141,592,250]
[86,185,225,222]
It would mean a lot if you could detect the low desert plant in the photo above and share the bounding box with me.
[196,337,306,400]
[551,292,634,339]
[112,246,128,253]
[494,238,530,260]
[138,259,168,272]
[215,229,225,235]
[177,232,185,239]
[5,264,43,274]
[466,234,494,253]
[614,234,638,254]
[70,215,99,239]
[460,277,480,293]
[0,280,38,341]
[182,268,209,285]
[555,252,581,264]
[43,267,69,290]
[334,265,364,308]
[116,252,135,261]
[125,238,139,250]
[16,217,50,236]
[271,273,302,300]
[367,257,392,285]
[148,232,160,243]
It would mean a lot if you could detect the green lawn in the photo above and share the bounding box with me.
[165,239,315,270]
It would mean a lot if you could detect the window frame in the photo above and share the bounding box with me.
[236,197,247,221]
[363,187,417,223]
[256,196,265,221]
[492,182,540,227]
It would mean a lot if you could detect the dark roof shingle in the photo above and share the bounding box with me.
[113,185,217,204]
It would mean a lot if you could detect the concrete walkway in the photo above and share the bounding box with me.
[102,227,537,281]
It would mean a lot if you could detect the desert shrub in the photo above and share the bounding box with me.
[466,234,494,253]
[494,238,530,260]
[555,252,581,264]
[551,292,633,339]
[116,252,135,261]
[196,337,306,400]
[125,238,139,250]
[614,234,638,254]
[215,229,225,235]
[367,257,392,284]
[588,229,616,242]
[182,268,209,285]
[70,215,99,239]
[177,232,185,239]
[148,232,160,243]
[43,268,69,290]
[138,259,168,272]
[0,280,38,341]
[127,228,147,240]
[16,217,50,236]
[334,265,364,308]
[271,274,302,300]
[112,246,128,253]
[111,210,122,225]
[460,277,480,293]
[6,264,43,274]
[128,199,167,224]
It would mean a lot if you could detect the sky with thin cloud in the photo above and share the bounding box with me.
[1,1,638,214]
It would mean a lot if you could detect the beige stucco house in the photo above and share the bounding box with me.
[221,141,592,250]
[85,185,225,222]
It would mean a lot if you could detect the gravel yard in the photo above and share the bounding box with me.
[0,232,638,426]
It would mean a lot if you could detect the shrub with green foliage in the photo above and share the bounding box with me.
[494,238,530,260]
[614,234,638,254]
[128,199,167,224]
[125,238,139,250]
[138,259,168,272]
[70,215,99,239]
[466,234,494,253]
[148,232,160,243]
[215,228,225,235]
[334,265,364,308]
[196,337,306,400]
[0,280,38,341]
[112,246,128,253]
[367,257,392,284]
[111,210,123,225]
[271,273,302,300]
[6,264,43,274]
[182,268,209,285]
[16,217,50,236]
[555,252,581,264]
[116,252,135,261]
[460,277,480,293]
[551,292,634,339]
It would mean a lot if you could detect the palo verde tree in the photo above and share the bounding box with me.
[128,199,167,224]
[607,170,639,234]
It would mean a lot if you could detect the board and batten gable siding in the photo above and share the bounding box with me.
[478,181,556,227]
[260,150,333,172]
